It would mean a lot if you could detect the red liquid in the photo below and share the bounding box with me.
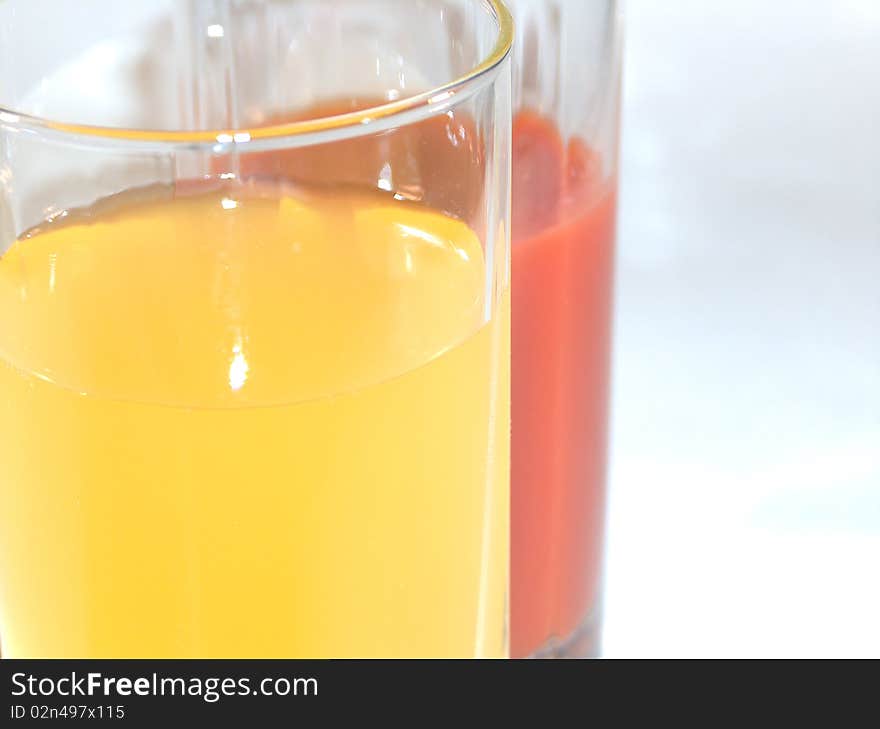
[510,111,616,657]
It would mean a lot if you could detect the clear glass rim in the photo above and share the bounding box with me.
[0,0,514,153]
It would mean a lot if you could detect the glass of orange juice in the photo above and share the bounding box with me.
[0,0,512,658]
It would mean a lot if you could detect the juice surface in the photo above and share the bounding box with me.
[0,182,509,657]
[510,111,616,657]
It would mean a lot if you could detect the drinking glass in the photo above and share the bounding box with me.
[506,0,622,658]
[0,0,512,658]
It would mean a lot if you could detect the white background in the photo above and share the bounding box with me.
[603,0,880,657]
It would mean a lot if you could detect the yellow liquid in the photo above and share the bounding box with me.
[0,182,509,657]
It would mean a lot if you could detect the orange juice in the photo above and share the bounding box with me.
[0,181,508,657]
